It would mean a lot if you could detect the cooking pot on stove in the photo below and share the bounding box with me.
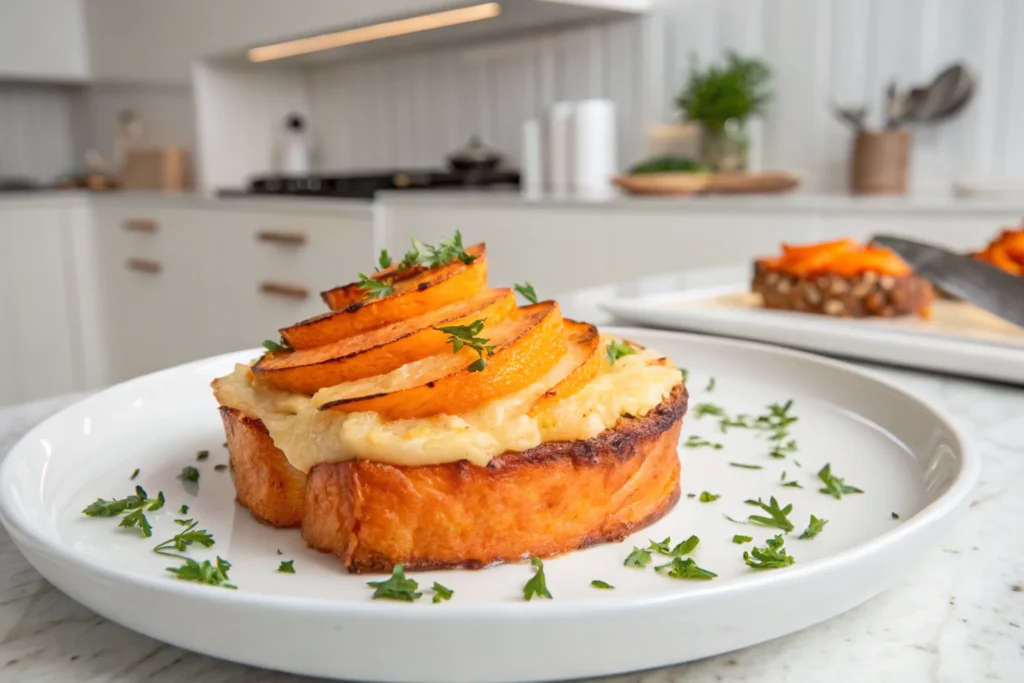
[446,135,504,172]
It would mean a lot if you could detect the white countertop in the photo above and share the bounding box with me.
[1,291,1022,682]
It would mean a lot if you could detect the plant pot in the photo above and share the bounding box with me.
[699,119,749,172]
[850,129,912,195]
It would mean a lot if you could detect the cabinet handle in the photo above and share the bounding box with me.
[259,281,309,299]
[257,230,307,246]
[123,219,158,233]
[126,258,162,274]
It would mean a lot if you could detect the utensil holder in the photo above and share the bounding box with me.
[850,130,911,195]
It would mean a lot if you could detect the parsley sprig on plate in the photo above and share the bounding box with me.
[367,563,422,602]
[744,535,796,570]
[81,485,166,538]
[624,547,652,568]
[817,464,864,499]
[656,557,717,580]
[514,282,538,304]
[436,318,495,372]
[356,273,394,299]
[166,556,236,589]
[523,557,553,601]
[799,515,829,539]
[648,535,700,557]
[744,497,795,532]
[398,231,477,270]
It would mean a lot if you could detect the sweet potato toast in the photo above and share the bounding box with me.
[220,383,687,573]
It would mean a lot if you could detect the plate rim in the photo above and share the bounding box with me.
[0,329,979,620]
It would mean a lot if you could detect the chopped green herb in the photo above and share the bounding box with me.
[356,273,394,299]
[729,462,763,470]
[590,580,615,589]
[655,557,717,580]
[179,504,189,515]
[178,466,199,484]
[769,439,798,459]
[437,318,494,373]
[130,468,139,480]
[262,338,292,353]
[732,534,753,544]
[276,549,283,555]
[605,340,637,365]
[684,435,724,450]
[624,547,652,568]
[699,491,721,503]
[794,460,802,468]
[781,481,803,488]
[891,512,900,520]
[818,464,864,499]
[724,514,748,524]
[744,534,795,570]
[745,497,794,532]
[166,556,236,589]
[648,535,700,557]
[214,464,228,472]
[705,377,716,392]
[367,563,422,602]
[277,560,296,574]
[153,520,215,556]
[799,515,829,540]
[694,402,725,419]
[81,485,164,537]
[398,231,476,270]
[174,518,191,526]
[686,493,697,499]
[514,282,538,304]
[196,450,209,461]
[118,508,153,537]
[523,557,553,601]
[431,582,454,603]
[378,249,393,269]
[679,368,689,383]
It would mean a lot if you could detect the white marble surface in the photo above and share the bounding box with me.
[2,365,1023,682]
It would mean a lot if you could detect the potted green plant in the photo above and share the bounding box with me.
[676,52,772,172]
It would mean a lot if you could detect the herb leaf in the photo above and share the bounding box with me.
[655,557,717,580]
[679,368,689,383]
[179,504,189,515]
[153,520,215,556]
[649,535,700,557]
[166,556,236,589]
[744,534,795,570]
[398,231,476,270]
[590,580,615,589]
[732,534,753,544]
[178,466,199,483]
[262,338,292,353]
[378,249,393,269]
[431,582,454,603]
[605,340,637,365]
[705,377,716,392]
[817,464,864,499]
[277,560,296,573]
[523,557,553,601]
[367,563,421,602]
[694,402,726,419]
[684,435,723,450]
[130,468,140,481]
[356,273,394,300]
[745,496,794,532]
[781,480,803,488]
[196,450,209,461]
[118,508,153,537]
[799,514,829,540]
[729,462,763,470]
[436,318,494,372]
[624,547,652,568]
[699,491,721,503]
[514,282,538,304]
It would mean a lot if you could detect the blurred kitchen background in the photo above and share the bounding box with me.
[1,0,1023,407]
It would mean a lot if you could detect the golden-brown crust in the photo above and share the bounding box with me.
[220,383,688,573]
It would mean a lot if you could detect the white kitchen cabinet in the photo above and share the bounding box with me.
[0,204,81,406]
[0,0,88,81]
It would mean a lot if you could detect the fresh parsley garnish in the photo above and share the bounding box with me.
[624,547,652,568]
[648,535,700,557]
[436,318,494,372]
[729,462,763,470]
[605,340,637,365]
[655,557,717,580]
[705,377,716,391]
[679,368,689,383]
[891,512,900,520]
[699,491,721,503]
[817,464,864,499]
[732,534,753,544]
[744,534,795,570]
[356,273,394,299]
[590,580,615,589]
[118,508,153,537]
[514,282,538,304]
[781,481,803,488]
[523,557,553,601]
[431,582,454,603]
[799,515,829,539]
[378,249,393,269]
[769,437,798,459]
[694,403,726,419]
[262,338,292,353]
[196,450,209,461]
[166,556,236,589]
[397,231,476,270]
[277,560,295,573]
[214,464,227,472]
[81,485,165,538]
[745,496,794,532]
[130,468,139,480]
[367,563,421,602]
[684,435,723,450]
[178,466,199,484]
[153,519,215,556]
[179,504,189,515]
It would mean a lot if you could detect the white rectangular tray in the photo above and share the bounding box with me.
[597,271,1024,386]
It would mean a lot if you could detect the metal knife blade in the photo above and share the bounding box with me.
[871,234,1024,328]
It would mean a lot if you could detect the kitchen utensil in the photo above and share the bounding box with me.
[871,235,1024,328]
[851,129,912,195]
[572,99,617,199]
[446,135,504,172]
[280,113,312,176]
[832,101,868,131]
[913,64,976,123]
[0,334,976,681]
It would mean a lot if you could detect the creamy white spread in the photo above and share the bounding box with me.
[213,339,681,471]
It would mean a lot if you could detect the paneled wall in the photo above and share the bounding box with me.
[306,0,1024,193]
[0,83,78,181]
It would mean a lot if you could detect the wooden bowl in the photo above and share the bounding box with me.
[612,172,711,196]
[705,171,800,195]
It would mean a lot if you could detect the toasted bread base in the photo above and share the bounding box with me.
[752,261,933,318]
[219,383,687,573]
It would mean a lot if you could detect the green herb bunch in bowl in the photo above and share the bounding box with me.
[676,52,772,172]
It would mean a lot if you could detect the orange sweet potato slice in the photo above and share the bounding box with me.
[314,301,567,419]
[284,245,487,348]
[252,289,517,394]
[528,319,601,416]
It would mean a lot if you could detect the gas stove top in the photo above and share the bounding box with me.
[221,169,520,200]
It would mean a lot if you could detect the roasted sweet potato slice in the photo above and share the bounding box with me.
[314,301,567,419]
[252,289,517,395]
[528,319,602,416]
[319,243,486,311]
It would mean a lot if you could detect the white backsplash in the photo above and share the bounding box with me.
[0,83,78,181]
[303,0,1024,193]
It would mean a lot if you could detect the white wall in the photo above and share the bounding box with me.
[303,0,1024,193]
[0,84,78,181]
[0,0,88,81]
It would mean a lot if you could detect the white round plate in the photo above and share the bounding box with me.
[0,329,976,683]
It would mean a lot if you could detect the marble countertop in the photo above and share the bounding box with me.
[2,356,1023,681]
